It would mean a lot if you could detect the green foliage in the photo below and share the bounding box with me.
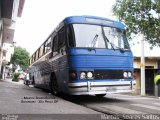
[11,47,30,69]
[112,0,160,46]
[12,72,20,82]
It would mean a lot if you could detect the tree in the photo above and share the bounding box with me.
[112,0,160,46]
[11,46,30,70]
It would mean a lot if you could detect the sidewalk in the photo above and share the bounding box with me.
[0,78,99,115]
[117,90,160,99]
[2,77,24,84]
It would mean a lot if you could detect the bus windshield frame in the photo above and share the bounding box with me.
[69,24,130,50]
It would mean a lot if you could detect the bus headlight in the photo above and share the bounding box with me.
[123,72,128,78]
[80,71,94,79]
[128,72,132,78]
[87,72,93,79]
[80,72,86,79]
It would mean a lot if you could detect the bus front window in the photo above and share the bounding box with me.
[103,27,130,49]
[73,24,105,48]
[72,24,130,50]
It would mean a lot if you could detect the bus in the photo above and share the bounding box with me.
[29,16,133,97]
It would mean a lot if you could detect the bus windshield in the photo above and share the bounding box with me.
[72,24,130,49]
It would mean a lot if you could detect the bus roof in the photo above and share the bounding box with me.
[64,16,125,30]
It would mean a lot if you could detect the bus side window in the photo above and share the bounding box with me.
[33,53,35,62]
[35,50,39,60]
[67,25,75,47]
[58,27,65,48]
[29,59,31,65]
[45,37,51,53]
[39,45,44,57]
[31,56,34,63]
[58,27,67,56]
[53,35,58,56]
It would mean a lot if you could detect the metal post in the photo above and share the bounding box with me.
[155,84,158,97]
[141,31,145,96]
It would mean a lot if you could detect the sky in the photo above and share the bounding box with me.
[14,0,160,57]
[14,0,116,55]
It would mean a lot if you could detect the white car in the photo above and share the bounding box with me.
[23,73,32,85]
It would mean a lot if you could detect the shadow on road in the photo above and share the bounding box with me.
[26,85,129,105]
[57,94,128,105]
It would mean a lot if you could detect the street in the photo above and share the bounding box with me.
[0,79,160,120]
[0,79,100,120]
[61,93,160,115]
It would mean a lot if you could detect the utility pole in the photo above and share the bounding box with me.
[141,31,145,96]
[140,0,145,96]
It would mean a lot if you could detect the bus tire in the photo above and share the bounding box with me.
[95,94,106,97]
[32,77,35,86]
[26,81,29,86]
[50,74,58,95]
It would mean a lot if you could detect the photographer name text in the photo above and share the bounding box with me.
[20,96,58,104]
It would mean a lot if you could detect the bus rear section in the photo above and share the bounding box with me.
[67,48,133,96]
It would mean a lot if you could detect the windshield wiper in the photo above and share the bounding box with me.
[88,34,98,52]
[101,27,115,51]
[117,46,126,53]
[101,27,126,53]
[91,34,98,48]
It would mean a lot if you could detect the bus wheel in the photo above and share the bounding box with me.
[32,77,35,86]
[50,75,58,95]
[95,94,106,97]
[25,81,28,85]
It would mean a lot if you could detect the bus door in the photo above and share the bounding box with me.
[57,27,68,91]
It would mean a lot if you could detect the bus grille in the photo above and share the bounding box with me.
[94,70,124,80]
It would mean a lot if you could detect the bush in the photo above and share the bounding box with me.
[12,73,20,82]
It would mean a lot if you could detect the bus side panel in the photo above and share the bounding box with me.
[33,60,51,89]
[57,55,69,93]
[50,50,69,93]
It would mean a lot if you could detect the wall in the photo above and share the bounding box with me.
[134,69,140,95]
[2,43,14,62]
[12,0,20,22]
[134,57,160,96]
[134,57,158,69]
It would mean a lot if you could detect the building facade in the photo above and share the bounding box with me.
[133,57,160,96]
[0,0,25,79]
[130,39,160,97]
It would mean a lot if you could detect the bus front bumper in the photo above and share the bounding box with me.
[68,81,132,95]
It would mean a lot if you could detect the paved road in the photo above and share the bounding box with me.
[0,79,101,120]
[60,93,160,119]
[1,79,160,120]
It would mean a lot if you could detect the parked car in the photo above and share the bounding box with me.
[23,73,32,85]
[18,73,25,80]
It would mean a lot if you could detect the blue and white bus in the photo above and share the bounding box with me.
[29,16,133,97]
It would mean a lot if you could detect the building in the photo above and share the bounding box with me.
[0,0,25,79]
[131,41,160,96]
